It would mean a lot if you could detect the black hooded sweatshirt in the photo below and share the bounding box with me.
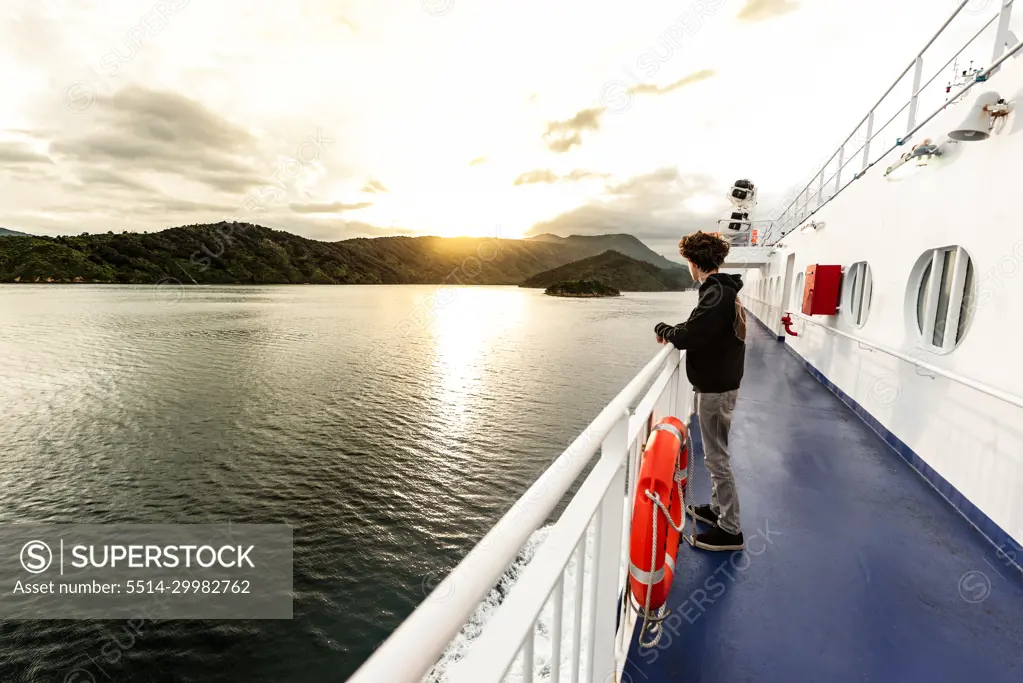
[654,273,747,393]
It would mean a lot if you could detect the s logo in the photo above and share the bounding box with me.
[21,540,53,574]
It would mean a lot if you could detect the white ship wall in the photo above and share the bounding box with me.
[741,53,1023,554]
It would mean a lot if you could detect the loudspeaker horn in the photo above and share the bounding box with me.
[948,91,1002,141]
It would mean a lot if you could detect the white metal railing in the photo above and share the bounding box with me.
[347,344,693,683]
[715,220,773,247]
[741,297,1023,409]
[743,296,786,313]
[787,311,1023,411]
[764,0,1020,245]
[743,296,789,329]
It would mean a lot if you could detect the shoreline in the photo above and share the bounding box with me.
[545,292,622,298]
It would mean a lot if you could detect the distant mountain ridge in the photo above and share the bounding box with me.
[520,250,694,291]
[0,228,31,237]
[527,233,682,270]
[0,223,684,285]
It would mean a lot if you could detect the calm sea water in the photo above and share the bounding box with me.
[0,284,693,682]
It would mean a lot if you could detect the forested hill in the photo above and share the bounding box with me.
[519,250,694,291]
[526,233,680,270]
[0,223,675,285]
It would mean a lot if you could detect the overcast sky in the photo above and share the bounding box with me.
[0,0,1010,258]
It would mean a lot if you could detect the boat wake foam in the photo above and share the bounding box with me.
[424,524,596,682]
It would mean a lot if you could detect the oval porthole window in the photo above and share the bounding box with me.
[843,262,873,328]
[911,246,975,352]
[793,272,804,309]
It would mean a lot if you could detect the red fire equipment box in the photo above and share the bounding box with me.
[801,265,842,316]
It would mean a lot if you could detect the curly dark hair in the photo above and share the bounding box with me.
[678,231,730,272]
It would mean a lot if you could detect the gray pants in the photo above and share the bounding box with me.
[697,390,742,535]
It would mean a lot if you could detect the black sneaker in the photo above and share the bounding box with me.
[693,527,744,551]
[687,504,719,527]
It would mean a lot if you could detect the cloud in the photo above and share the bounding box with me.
[361,178,388,193]
[198,172,269,194]
[48,85,264,194]
[543,107,604,153]
[136,198,236,214]
[565,169,609,181]
[546,133,582,154]
[546,108,603,134]
[288,201,373,214]
[527,167,725,258]
[0,142,52,164]
[631,69,717,95]
[513,168,609,185]
[606,166,685,196]
[539,71,712,154]
[76,168,153,192]
[514,169,559,185]
[736,0,800,22]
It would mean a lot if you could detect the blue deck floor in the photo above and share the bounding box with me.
[625,320,1023,683]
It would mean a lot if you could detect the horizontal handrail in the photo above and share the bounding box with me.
[743,296,786,313]
[770,31,1023,245]
[448,423,628,682]
[449,349,686,682]
[788,311,1023,411]
[764,0,1016,244]
[628,352,683,444]
[346,342,678,683]
[865,34,1023,163]
[917,14,999,96]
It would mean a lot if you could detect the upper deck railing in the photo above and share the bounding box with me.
[347,343,693,683]
[762,0,1020,245]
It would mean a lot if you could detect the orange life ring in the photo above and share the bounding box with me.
[628,416,688,612]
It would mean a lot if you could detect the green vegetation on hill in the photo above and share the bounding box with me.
[0,228,31,237]
[527,233,681,270]
[0,223,674,285]
[545,280,621,297]
[520,250,693,291]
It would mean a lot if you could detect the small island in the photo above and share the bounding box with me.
[544,279,621,298]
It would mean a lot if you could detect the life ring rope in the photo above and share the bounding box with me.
[630,428,696,650]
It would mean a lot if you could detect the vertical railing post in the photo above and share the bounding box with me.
[570,541,586,683]
[523,628,535,683]
[675,351,689,420]
[551,577,564,683]
[617,434,639,659]
[817,167,825,208]
[862,110,874,172]
[588,412,628,683]
[668,364,680,417]
[834,146,844,196]
[907,55,924,133]
[992,0,1013,63]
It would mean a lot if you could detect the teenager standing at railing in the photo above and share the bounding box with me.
[654,231,747,551]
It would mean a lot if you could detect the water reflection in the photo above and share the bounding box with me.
[428,287,527,426]
[0,284,690,682]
